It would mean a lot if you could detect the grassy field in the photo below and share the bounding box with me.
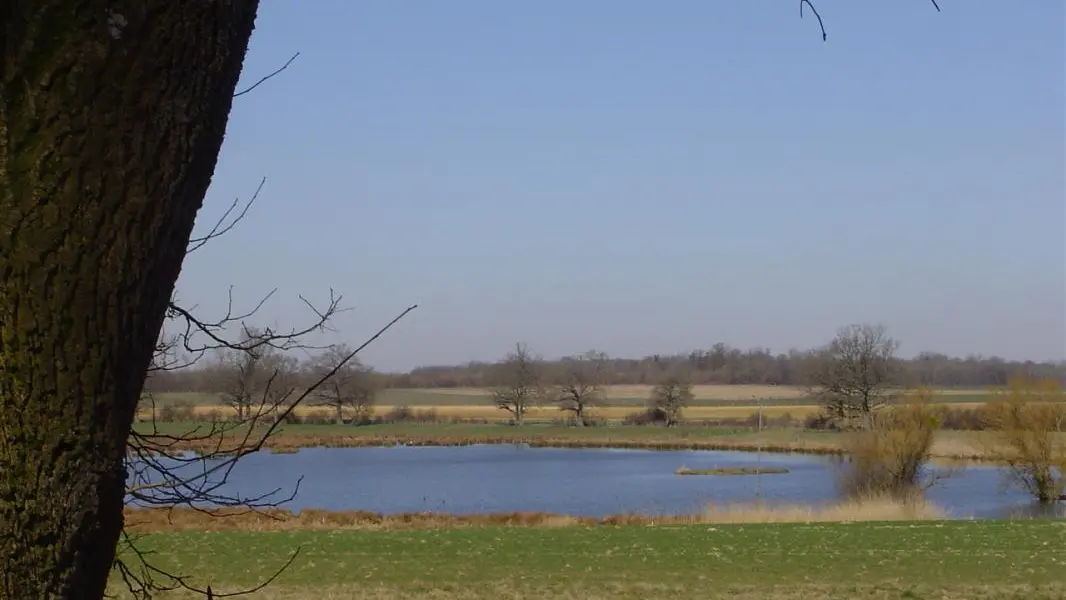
[110,520,1066,599]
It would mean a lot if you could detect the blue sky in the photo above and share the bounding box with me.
[177,1,1065,371]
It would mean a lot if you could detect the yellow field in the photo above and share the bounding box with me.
[166,403,823,422]
[423,384,811,400]
[149,395,997,424]
[155,402,985,424]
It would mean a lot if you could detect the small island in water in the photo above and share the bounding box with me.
[675,466,791,476]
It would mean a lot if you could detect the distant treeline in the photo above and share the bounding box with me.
[145,343,1066,394]
[392,348,1066,389]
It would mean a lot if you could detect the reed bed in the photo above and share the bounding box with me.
[123,497,945,533]
[152,433,848,457]
[140,429,1006,464]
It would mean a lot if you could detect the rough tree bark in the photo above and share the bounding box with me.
[0,2,260,597]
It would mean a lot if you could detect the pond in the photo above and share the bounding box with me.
[130,445,1064,520]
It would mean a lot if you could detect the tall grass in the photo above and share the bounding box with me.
[698,496,944,523]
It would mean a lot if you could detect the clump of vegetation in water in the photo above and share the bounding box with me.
[675,466,790,476]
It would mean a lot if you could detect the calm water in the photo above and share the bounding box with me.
[132,445,1064,519]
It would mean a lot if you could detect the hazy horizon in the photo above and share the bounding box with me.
[377,338,1066,375]
[176,2,1065,372]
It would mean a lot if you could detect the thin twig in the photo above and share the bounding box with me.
[233,53,300,98]
[801,0,941,41]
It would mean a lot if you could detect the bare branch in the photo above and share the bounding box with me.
[799,0,828,41]
[186,178,266,255]
[233,52,300,98]
[801,0,942,41]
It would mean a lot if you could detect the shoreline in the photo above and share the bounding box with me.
[122,498,950,533]
[135,428,1000,464]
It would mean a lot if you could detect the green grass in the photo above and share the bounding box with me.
[112,521,1066,599]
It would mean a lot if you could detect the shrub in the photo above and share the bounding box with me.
[837,398,941,502]
[414,408,439,423]
[383,405,414,423]
[803,412,839,431]
[622,408,668,426]
[158,398,195,422]
[981,376,1066,505]
[196,408,224,423]
[551,415,607,427]
[934,406,986,431]
[302,410,335,425]
[378,406,442,424]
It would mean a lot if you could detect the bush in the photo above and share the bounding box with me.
[837,400,941,502]
[195,408,224,423]
[158,398,195,422]
[934,406,987,431]
[301,410,335,425]
[622,407,669,426]
[382,405,414,423]
[981,376,1066,505]
[378,406,441,424]
[550,415,608,427]
[803,412,840,431]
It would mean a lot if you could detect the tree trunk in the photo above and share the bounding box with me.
[336,404,344,425]
[0,2,259,597]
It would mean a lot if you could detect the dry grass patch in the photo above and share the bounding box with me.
[124,496,943,534]
[699,496,944,523]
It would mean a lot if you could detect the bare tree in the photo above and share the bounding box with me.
[548,350,610,426]
[310,344,378,424]
[806,324,903,429]
[216,326,279,421]
[490,343,543,426]
[649,378,693,427]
